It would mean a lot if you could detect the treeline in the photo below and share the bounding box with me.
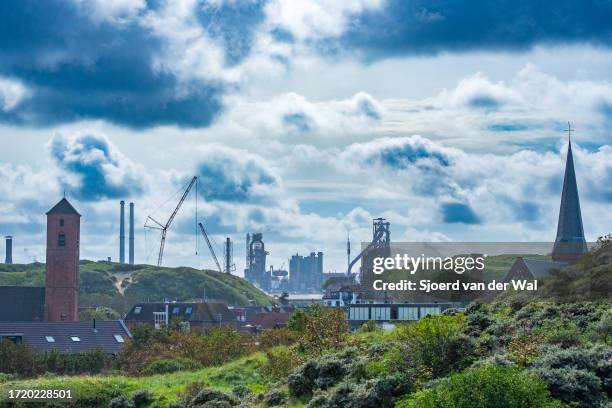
[0,342,117,378]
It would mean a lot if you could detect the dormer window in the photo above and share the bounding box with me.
[58,233,65,247]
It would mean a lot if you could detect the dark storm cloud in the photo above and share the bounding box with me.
[441,202,481,224]
[50,134,143,201]
[376,143,450,169]
[338,0,612,59]
[197,149,277,202]
[0,0,223,128]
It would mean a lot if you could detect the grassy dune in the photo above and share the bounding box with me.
[0,353,267,407]
[0,260,274,314]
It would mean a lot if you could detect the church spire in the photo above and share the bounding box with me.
[552,122,587,263]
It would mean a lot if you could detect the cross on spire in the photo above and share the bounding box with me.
[565,121,575,141]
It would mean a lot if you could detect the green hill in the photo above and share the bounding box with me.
[0,261,274,314]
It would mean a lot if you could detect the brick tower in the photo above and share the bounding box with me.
[45,198,80,321]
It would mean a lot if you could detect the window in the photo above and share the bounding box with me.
[420,306,441,318]
[59,218,64,227]
[113,334,124,343]
[0,335,23,344]
[172,306,180,315]
[153,312,167,330]
[398,307,419,321]
[70,336,80,342]
[45,336,55,343]
[349,307,369,321]
[134,306,142,314]
[58,233,66,247]
[185,307,193,314]
[371,307,390,321]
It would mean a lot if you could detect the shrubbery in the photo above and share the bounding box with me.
[258,328,299,349]
[297,307,349,355]
[0,340,115,377]
[396,365,564,408]
[394,315,475,379]
[120,325,254,375]
[531,345,611,407]
[261,346,303,381]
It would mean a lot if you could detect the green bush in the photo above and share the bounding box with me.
[131,389,153,408]
[466,311,494,335]
[589,310,612,344]
[395,315,475,378]
[261,346,303,381]
[309,374,411,408]
[396,365,564,408]
[190,388,237,406]
[263,389,286,407]
[358,320,380,333]
[533,367,602,407]
[531,345,611,407]
[109,395,133,408]
[287,348,364,397]
[259,328,299,349]
[0,340,38,377]
[231,384,251,399]
[288,361,319,397]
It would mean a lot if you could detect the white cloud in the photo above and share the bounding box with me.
[264,0,383,40]
[0,77,29,112]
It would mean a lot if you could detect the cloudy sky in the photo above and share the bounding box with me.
[1,0,611,274]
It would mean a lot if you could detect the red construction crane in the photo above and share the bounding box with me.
[145,176,198,267]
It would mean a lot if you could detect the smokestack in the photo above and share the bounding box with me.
[5,236,13,264]
[129,202,134,265]
[346,234,350,274]
[224,237,231,273]
[119,201,125,264]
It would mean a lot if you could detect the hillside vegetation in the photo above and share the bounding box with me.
[0,242,609,407]
[0,261,274,313]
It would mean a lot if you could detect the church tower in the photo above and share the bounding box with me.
[552,127,587,263]
[45,198,81,321]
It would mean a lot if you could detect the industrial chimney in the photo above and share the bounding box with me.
[129,202,135,265]
[119,200,125,264]
[4,236,13,264]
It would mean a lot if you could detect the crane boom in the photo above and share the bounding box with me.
[198,222,222,273]
[146,176,198,267]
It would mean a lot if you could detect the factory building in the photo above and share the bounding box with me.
[244,233,270,291]
[288,252,324,292]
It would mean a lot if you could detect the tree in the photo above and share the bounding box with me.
[299,308,348,355]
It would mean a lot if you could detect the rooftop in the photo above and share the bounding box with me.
[46,197,81,216]
[0,320,131,354]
